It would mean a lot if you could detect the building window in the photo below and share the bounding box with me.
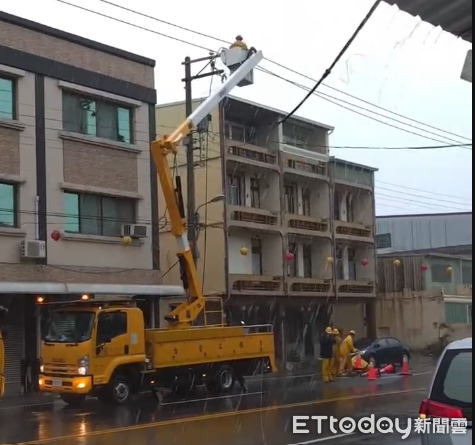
[303,244,312,278]
[336,244,344,280]
[226,174,244,206]
[346,193,354,222]
[462,261,472,285]
[0,76,15,120]
[225,122,257,145]
[376,233,392,249]
[0,183,17,228]
[302,188,311,216]
[444,303,472,324]
[431,263,453,283]
[62,92,133,144]
[250,177,260,208]
[334,191,341,220]
[64,192,136,237]
[251,238,263,275]
[282,123,312,149]
[284,184,297,214]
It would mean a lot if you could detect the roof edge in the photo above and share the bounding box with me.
[0,11,156,67]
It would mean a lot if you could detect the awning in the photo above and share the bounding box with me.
[385,0,472,43]
[0,282,185,296]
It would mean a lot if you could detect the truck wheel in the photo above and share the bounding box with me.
[207,365,235,394]
[109,375,132,405]
[60,393,86,407]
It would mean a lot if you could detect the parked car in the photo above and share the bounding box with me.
[353,335,411,368]
[420,337,472,445]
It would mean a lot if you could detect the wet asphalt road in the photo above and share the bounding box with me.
[0,362,435,445]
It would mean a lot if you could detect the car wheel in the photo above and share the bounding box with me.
[109,374,132,405]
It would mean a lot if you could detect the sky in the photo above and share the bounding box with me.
[2,0,473,216]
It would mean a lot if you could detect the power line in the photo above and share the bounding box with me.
[279,0,383,124]
[92,0,472,143]
[54,0,471,146]
[258,67,471,146]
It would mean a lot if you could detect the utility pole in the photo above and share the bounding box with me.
[182,54,224,263]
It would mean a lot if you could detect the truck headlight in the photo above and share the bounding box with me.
[78,356,89,376]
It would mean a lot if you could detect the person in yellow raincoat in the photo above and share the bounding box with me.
[320,327,335,383]
[339,330,358,375]
[331,328,342,377]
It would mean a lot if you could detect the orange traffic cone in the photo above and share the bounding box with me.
[354,355,363,370]
[380,364,395,375]
[400,356,412,376]
[367,363,379,381]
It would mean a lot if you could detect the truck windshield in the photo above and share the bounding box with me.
[42,311,94,344]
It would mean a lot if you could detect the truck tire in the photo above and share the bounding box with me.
[109,374,132,405]
[207,365,235,394]
[60,393,86,407]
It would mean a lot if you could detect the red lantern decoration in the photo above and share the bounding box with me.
[285,252,295,262]
[361,258,369,267]
[421,264,428,271]
[51,230,61,242]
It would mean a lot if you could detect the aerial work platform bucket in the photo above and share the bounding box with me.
[220,36,256,87]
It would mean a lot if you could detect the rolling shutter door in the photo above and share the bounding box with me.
[3,299,24,395]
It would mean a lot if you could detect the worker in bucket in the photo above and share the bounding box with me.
[339,330,358,376]
[230,35,248,50]
[331,328,342,377]
[320,327,335,383]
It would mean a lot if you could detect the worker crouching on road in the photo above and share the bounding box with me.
[339,330,358,376]
[331,328,342,377]
[320,327,335,383]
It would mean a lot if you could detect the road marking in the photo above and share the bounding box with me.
[18,387,427,444]
[161,391,264,406]
[287,433,356,444]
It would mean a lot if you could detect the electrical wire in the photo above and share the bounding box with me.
[91,0,472,143]
[53,0,472,145]
[279,0,383,125]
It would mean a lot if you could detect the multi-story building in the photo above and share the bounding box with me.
[0,12,166,394]
[156,96,378,367]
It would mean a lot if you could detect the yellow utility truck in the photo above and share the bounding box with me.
[38,42,277,407]
[0,305,7,397]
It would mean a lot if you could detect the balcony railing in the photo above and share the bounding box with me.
[336,279,375,295]
[284,214,329,234]
[225,140,278,168]
[229,274,284,294]
[228,205,279,227]
[335,221,373,239]
[287,277,333,295]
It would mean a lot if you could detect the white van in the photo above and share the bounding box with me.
[420,337,472,445]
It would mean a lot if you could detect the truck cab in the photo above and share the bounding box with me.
[39,298,147,406]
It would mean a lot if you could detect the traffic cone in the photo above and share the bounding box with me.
[400,356,412,376]
[380,364,395,375]
[367,363,379,381]
[354,354,363,370]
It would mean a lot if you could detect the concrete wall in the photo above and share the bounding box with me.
[333,302,366,338]
[376,291,472,350]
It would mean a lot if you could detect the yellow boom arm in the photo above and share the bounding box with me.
[150,48,264,328]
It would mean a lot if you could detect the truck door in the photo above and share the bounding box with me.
[93,311,128,385]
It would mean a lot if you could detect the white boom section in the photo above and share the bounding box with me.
[188,50,264,128]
